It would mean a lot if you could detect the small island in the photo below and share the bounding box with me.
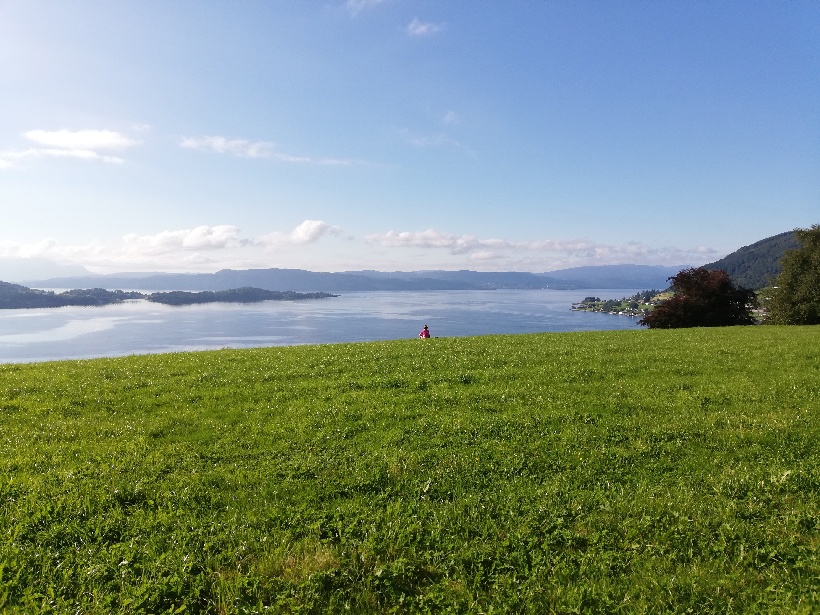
[0,282,145,309]
[0,282,338,309]
[145,287,338,305]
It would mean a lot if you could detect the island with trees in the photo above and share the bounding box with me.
[0,282,145,309]
[145,287,338,305]
[0,283,338,309]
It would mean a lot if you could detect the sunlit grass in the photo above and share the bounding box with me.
[1,326,818,613]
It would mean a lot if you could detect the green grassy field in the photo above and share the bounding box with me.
[1,326,818,613]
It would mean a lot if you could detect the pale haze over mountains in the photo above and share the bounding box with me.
[0,258,90,282]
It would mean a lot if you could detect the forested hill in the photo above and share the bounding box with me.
[704,231,798,289]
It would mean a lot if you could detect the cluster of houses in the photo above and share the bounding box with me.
[571,295,658,318]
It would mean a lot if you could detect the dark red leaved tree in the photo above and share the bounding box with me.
[639,268,757,329]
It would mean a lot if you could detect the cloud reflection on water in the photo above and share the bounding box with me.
[0,317,128,344]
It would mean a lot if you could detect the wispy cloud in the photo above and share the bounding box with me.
[271,153,365,166]
[25,129,137,150]
[441,111,459,125]
[179,136,274,158]
[365,228,717,269]
[0,129,139,168]
[397,128,473,154]
[180,135,366,166]
[407,18,443,37]
[346,0,386,15]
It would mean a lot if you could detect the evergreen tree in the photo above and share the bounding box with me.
[768,225,820,325]
[639,268,757,329]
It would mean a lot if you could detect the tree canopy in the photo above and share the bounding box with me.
[767,225,820,325]
[639,267,757,329]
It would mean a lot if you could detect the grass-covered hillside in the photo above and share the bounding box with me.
[1,327,818,613]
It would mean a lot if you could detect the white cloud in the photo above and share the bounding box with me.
[0,129,138,169]
[290,220,343,244]
[254,220,343,248]
[3,147,125,164]
[469,250,502,262]
[0,222,345,274]
[122,226,243,255]
[368,229,486,253]
[407,18,443,36]
[179,136,274,158]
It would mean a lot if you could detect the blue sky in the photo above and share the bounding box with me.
[1,0,817,275]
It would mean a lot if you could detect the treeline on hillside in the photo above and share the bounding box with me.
[704,230,798,289]
[0,283,338,309]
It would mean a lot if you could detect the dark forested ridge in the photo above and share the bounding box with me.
[704,231,798,289]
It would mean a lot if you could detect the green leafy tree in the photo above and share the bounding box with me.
[768,225,820,325]
[639,267,757,329]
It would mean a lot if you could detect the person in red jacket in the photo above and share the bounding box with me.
[419,324,430,338]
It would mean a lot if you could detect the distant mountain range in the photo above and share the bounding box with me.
[15,229,804,293]
[26,265,685,292]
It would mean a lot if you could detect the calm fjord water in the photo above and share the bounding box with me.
[0,289,643,363]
